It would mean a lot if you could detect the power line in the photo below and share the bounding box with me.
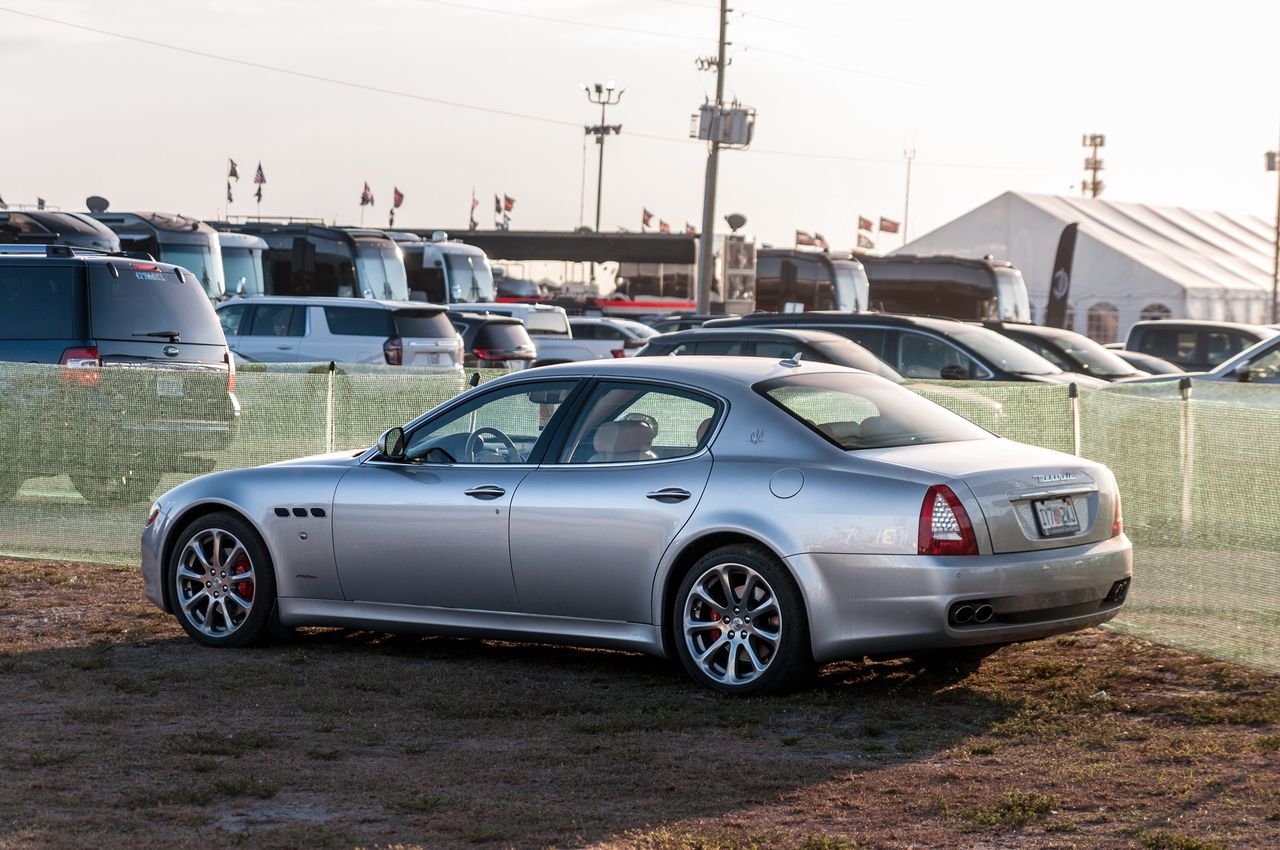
[417,0,711,43]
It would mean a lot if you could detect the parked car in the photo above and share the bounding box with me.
[0,245,238,504]
[216,296,461,369]
[706,312,1107,386]
[1122,320,1278,372]
[451,302,591,366]
[142,357,1130,694]
[979,322,1145,381]
[1121,333,1280,388]
[448,311,537,370]
[645,313,730,334]
[567,316,657,358]
[1108,349,1183,376]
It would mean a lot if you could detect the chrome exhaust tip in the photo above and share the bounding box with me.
[951,604,975,625]
[973,604,995,624]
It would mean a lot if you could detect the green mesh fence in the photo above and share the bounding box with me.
[1,363,1277,674]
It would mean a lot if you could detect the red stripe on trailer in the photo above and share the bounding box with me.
[594,300,698,310]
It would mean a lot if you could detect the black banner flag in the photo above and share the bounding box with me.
[1045,223,1078,328]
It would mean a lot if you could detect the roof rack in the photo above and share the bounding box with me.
[0,244,151,259]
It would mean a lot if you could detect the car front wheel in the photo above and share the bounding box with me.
[673,544,813,695]
[168,512,276,648]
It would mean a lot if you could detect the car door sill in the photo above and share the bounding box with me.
[277,598,666,657]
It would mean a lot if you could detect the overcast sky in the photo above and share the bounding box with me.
[2,0,1278,249]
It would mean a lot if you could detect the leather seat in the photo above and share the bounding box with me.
[589,419,657,462]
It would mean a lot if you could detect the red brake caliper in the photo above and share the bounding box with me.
[233,554,253,601]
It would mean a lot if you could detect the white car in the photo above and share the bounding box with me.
[567,316,658,358]
[216,296,462,369]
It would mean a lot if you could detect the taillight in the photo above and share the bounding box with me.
[60,346,100,387]
[224,349,236,393]
[1111,490,1123,538]
[130,263,160,271]
[473,348,502,361]
[918,484,979,556]
[383,336,403,365]
[611,348,626,358]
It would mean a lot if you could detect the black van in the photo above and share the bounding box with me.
[0,245,239,504]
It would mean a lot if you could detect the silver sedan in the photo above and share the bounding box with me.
[141,357,1132,694]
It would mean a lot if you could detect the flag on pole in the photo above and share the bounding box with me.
[255,185,263,203]
[226,182,233,203]
[228,159,240,181]
[470,193,479,211]
[641,208,653,228]
[856,233,875,250]
[503,195,515,212]
[254,162,266,185]
[685,223,697,235]
[857,216,873,232]
[659,220,670,233]
[36,197,45,210]
[813,232,828,249]
[879,217,900,233]
[494,194,501,214]
[0,194,7,210]
[795,230,814,246]
[393,187,404,208]
[469,189,478,230]
[360,182,374,206]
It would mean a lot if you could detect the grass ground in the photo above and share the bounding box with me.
[2,558,1278,850]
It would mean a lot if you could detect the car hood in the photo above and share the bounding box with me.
[266,449,369,468]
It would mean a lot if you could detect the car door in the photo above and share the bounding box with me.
[508,380,721,623]
[236,303,304,362]
[330,379,581,611]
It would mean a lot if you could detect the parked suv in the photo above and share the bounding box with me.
[706,312,1106,386]
[216,296,461,369]
[1123,320,1277,372]
[0,245,239,503]
[450,302,588,366]
[567,316,656,358]
[448,311,537,370]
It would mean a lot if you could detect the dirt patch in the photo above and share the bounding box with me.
[2,557,1278,850]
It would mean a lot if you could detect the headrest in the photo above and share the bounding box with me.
[594,419,655,454]
[695,416,713,443]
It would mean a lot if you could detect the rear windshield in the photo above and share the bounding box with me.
[0,265,86,339]
[88,265,226,345]
[523,311,570,336]
[394,309,455,339]
[475,322,532,350]
[324,305,395,337]
[757,372,990,450]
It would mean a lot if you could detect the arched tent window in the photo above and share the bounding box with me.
[1086,302,1119,344]
[1140,303,1172,321]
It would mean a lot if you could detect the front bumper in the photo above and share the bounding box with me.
[140,505,174,612]
[792,534,1133,663]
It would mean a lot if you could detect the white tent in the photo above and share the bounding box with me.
[893,191,1276,342]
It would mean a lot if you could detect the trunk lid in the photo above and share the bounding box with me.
[861,439,1119,554]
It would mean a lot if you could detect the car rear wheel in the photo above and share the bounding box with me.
[672,544,813,695]
[71,471,161,506]
[168,512,276,648]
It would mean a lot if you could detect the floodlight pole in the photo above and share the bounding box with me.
[582,82,624,233]
[1271,131,1280,324]
[696,0,729,314]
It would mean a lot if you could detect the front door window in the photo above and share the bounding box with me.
[404,380,578,464]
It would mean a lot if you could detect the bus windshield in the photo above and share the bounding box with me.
[355,241,409,300]
[833,261,870,312]
[446,252,496,302]
[160,243,225,300]
[221,247,264,297]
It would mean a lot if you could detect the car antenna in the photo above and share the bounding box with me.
[779,352,803,368]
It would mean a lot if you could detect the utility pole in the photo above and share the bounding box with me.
[696,0,730,313]
[581,81,624,232]
[902,146,916,245]
[1267,136,1280,324]
[1082,133,1106,198]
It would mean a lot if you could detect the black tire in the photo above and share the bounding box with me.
[167,511,276,648]
[671,544,814,695]
[71,471,161,506]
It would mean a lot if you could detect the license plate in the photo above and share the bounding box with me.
[156,375,184,398]
[428,353,441,365]
[1033,497,1080,537]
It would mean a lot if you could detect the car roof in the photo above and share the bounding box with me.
[215,295,444,311]
[0,244,172,265]
[1128,319,1278,334]
[454,301,566,313]
[447,310,522,324]
[712,311,971,332]
[984,322,1082,340]
[485,353,857,392]
[653,327,852,344]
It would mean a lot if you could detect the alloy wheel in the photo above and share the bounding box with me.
[682,562,782,687]
[174,527,256,638]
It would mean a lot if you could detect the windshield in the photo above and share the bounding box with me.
[159,243,225,300]
[758,372,990,450]
[947,325,1063,375]
[1021,330,1138,377]
[355,241,409,300]
[994,268,1031,323]
[1210,335,1280,378]
[221,247,264,297]
[446,252,496,302]
[833,261,870,312]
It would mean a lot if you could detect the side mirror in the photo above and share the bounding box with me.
[1233,360,1252,383]
[939,364,968,381]
[377,426,406,461]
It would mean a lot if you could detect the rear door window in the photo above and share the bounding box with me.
[896,332,977,379]
[217,304,249,337]
[475,322,532,350]
[0,265,85,339]
[88,265,224,345]
[323,306,394,337]
[394,310,455,339]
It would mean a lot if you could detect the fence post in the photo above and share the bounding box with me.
[1179,376,1194,540]
[1069,382,1080,457]
[326,361,336,453]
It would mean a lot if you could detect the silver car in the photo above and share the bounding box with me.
[141,357,1132,694]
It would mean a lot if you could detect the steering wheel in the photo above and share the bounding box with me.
[465,426,520,462]
[621,411,659,438]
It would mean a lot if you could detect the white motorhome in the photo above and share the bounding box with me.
[389,230,497,305]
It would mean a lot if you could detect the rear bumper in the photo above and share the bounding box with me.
[791,534,1132,663]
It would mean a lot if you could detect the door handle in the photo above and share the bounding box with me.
[464,485,506,499]
[276,344,291,350]
[646,487,691,503]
